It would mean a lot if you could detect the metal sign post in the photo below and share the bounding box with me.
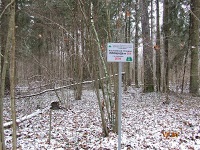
[118,62,122,150]
[107,43,133,150]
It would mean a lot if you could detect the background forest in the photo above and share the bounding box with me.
[0,0,199,149]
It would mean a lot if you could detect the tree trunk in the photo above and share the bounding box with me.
[0,0,16,149]
[0,0,10,92]
[156,0,161,92]
[90,1,114,136]
[163,0,169,94]
[141,0,154,92]
[73,6,83,100]
[181,49,189,93]
[189,0,200,95]
[134,0,139,87]
[124,0,131,88]
[9,1,17,149]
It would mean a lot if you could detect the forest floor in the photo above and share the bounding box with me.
[3,87,200,150]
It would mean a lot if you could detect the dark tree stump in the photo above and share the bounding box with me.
[50,102,60,110]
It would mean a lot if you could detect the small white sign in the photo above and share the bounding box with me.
[107,43,133,62]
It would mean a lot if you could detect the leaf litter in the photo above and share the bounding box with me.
[3,87,200,150]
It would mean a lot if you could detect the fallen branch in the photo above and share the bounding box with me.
[3,107,50,128]
[16,72,125,99]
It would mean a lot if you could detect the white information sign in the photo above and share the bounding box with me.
[107,43,133,62]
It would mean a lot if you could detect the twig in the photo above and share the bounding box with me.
[0,0,15,19]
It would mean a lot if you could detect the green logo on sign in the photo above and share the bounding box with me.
[126,57,132,61]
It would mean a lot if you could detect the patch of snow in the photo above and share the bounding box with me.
[3,89,200,149]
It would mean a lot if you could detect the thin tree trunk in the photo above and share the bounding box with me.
[9,1,17,149]
[0,0,10,92]
[124,0,132,89]
[150,0,156,91]
[0,0,15,149]
[163,0,170,103]
[134,0,139,87]
[156,0,161,92]
[90,2,113,135]
[181,49,189,93]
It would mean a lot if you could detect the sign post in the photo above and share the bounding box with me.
[118,62,122,150]
[107,43,133,150]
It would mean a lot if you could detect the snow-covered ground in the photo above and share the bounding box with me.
[3,88,200,150]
